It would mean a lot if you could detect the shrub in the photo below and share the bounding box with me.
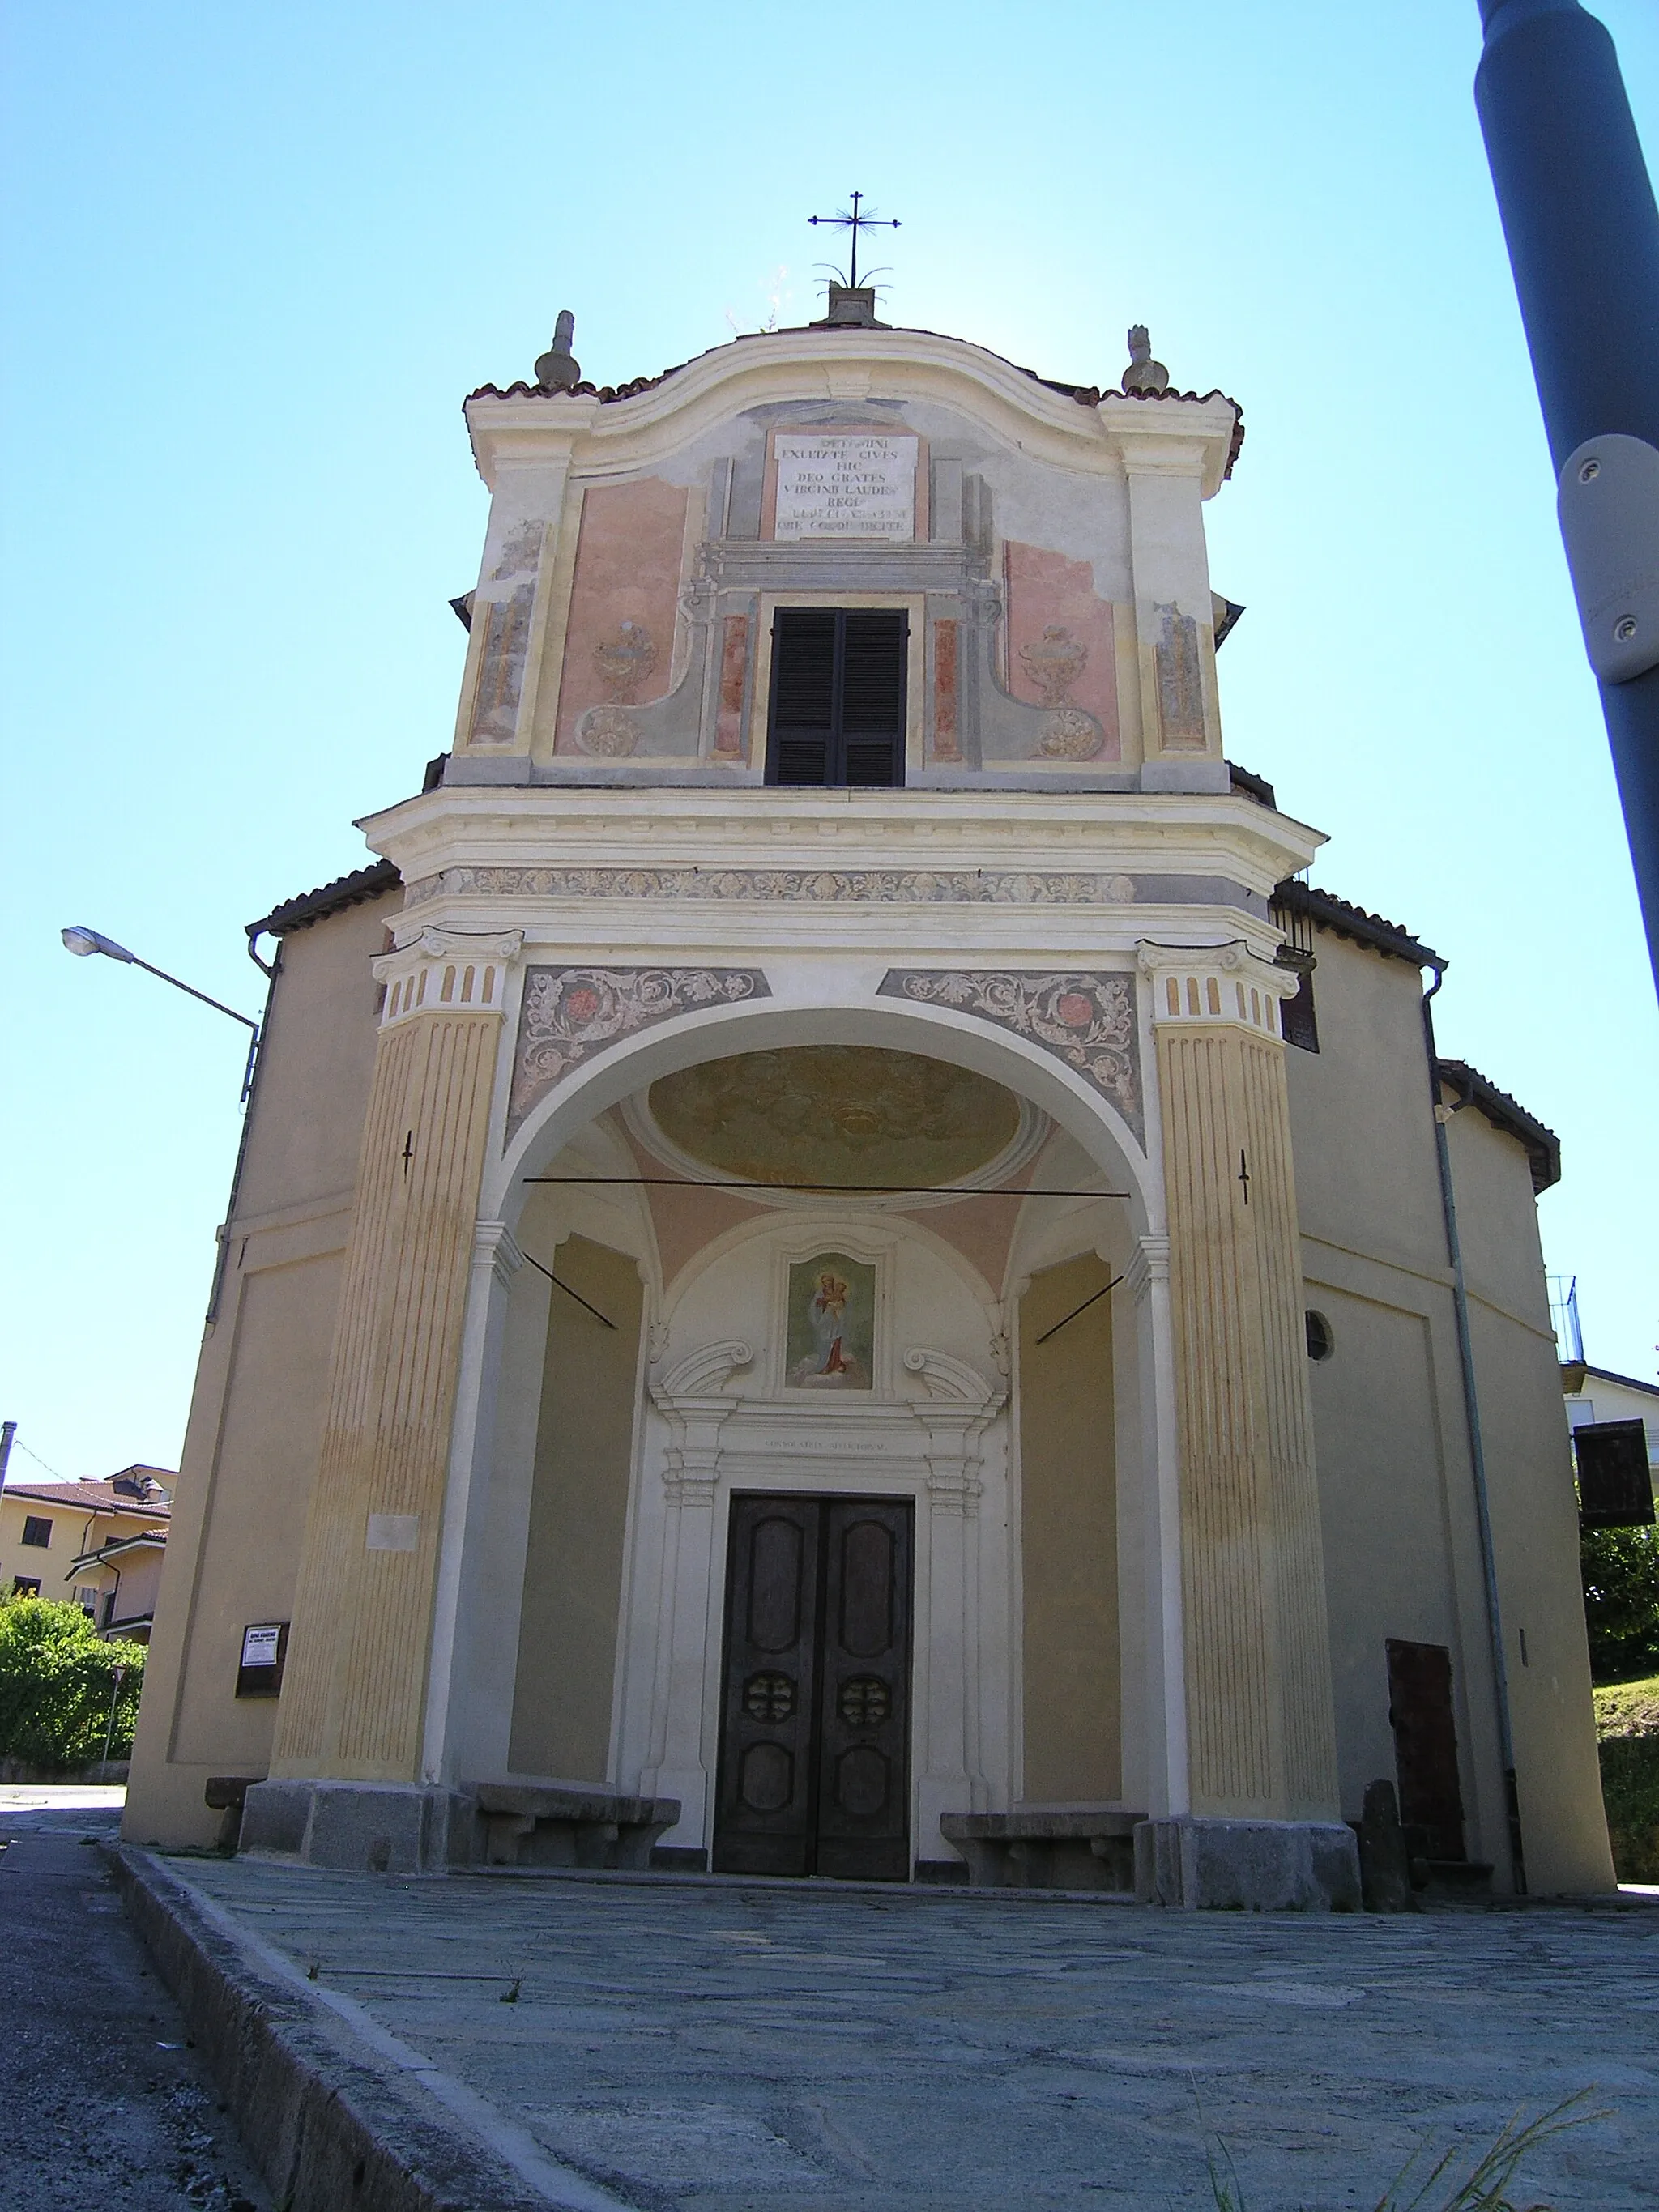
[1580,1525,1659,1683]
[1594,1673,1659,1885]
[0,1595,145,1770]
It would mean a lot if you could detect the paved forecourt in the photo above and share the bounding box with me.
[146,1856,1658,2212]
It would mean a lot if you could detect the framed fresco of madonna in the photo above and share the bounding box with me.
[785,1252,876,1391]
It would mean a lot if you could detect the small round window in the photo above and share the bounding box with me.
[1305,1310,1334,1362]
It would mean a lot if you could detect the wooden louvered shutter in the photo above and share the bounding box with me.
[766,609,907,788]
[768,610,837,786]
[838,612,906,787]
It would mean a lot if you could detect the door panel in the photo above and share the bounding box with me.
[714,1497,821,1874]
[1386,1638,1468,1863]
[814,1499,913,1881]
[713,1494,913,1880]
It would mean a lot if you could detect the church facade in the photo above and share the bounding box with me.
[124,296,1614,1903]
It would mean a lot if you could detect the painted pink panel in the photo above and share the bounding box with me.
[714,614,751,758]
[555,478,689,752]
[1003,543,1120,761]
[932,618,961,761]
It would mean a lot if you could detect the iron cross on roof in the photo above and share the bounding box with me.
[808,190,900,291]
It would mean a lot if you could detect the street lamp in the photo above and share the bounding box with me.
[61,925,262,1098]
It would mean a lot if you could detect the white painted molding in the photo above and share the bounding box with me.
[1124,1234,1171,1303]
[655,1340,754,1400]
[903,1347,1004,1410]
[472,1220,525,1288]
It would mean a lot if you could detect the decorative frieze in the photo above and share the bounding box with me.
[402,864,1251,911]
[507,965,770,1136]
[876,969,1143,1144]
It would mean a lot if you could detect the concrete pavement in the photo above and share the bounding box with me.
[121,1852,1659,2211]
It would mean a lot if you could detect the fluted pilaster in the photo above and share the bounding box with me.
[1141,943,1340,1820]
[272,995,507,1782]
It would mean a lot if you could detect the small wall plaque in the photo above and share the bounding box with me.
[236,1620,289,1700]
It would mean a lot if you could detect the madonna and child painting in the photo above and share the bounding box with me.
[785,1252,876,1390]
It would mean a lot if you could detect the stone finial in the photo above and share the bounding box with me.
[1122,324,1169,394]
[535,310,582,392]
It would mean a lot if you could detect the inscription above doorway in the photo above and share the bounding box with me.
[713,1493,914,1881]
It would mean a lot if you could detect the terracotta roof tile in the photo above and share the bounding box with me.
[1273,880,1444,971]
[249,860,399,941]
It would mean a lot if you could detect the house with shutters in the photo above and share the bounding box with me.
[2,1468,173,1641]
[123,291,1614,1903]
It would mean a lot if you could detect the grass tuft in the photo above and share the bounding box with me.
[1195,2086,1607,2212]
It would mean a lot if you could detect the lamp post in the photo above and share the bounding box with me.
[1473,0,1659,994]
[99,1661,128,1782]
[61,927,262,1098]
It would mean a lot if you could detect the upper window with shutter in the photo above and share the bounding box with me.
[766,609,907,789]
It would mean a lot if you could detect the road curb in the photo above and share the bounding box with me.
[101,1842,630,2212]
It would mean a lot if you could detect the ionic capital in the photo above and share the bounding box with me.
[373,927,525,1029]
[1137,938,1294,1042]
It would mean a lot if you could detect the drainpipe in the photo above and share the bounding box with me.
[1421,965,1526,1894]
[204,928,282,1327]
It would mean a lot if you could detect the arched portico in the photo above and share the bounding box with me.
[422,982,1188,1875]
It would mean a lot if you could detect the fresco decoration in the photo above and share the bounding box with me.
[554,477,688,754]
[876,970,1143,1145]
[786,1253,876,1392]
[467,585,534,745]
[507,966,770,1138]
[646,1046,1023,1192]
[1154,602,1208,751]
[1002,541,1120,761]
[1019,625,1105,760]
[405,864,1148,907]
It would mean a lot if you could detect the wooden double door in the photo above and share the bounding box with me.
[713,1493,914,1881]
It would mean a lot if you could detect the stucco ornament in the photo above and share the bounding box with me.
[877,969,1142,1144]
[507,965,770,1136]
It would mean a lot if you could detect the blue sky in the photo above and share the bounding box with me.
[3,0,1656,1483]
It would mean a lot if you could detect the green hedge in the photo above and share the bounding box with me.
[0,1596,146,1770]
[1595,1675,1659,1885]
[1580,1524,1659,1682]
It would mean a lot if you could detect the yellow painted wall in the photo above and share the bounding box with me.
[1017,1252,1120,1803]
[1284,926,1613,1890]
[508,1235,644,1784]
[1446,1104,1613,1894]
[125,892,397,1847]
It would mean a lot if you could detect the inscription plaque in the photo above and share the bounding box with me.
[773,433,918,542]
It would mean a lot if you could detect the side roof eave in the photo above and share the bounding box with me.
[249,859,400,943]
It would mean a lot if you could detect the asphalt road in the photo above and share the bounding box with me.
[0,1795,270,2211]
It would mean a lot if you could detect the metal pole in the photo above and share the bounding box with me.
[1474,0,1659,994]
[99,1662,128,1782]
[0,1421,15,1490]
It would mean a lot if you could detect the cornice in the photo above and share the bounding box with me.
[358,786,1324,899]
[463,329,1240,497]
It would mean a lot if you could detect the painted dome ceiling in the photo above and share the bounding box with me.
[642,1046,1030,1193]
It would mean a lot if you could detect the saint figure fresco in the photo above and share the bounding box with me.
[786,1252,876,1389]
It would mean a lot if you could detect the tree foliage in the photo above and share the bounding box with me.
[1580,1524,1659,1684]
[0,1595,146,1769]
